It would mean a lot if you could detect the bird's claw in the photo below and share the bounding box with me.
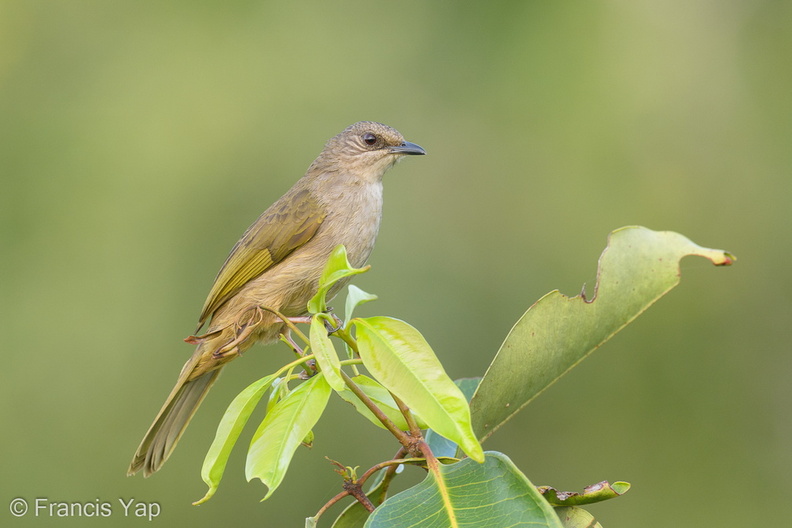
[212,306,265,359]
[322,314,344,334]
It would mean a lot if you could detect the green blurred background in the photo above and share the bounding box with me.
[2,1,789,526]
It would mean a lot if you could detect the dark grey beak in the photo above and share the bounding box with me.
[389,141,426,156]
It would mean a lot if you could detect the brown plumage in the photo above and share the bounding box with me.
[128,122,425,477]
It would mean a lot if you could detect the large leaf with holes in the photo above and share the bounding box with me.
[469,226,735,441]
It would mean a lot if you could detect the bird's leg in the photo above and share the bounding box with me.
[280,329,306,357]
[213,306,265,359]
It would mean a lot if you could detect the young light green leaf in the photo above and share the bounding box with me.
[364,452,563,528]
[344,285,378,324]
[246,374,332,500]
[336,374,428,431]
[310,314,345,391]
[425,378,480,458]
[267,376,288,414]
[342,285,377,360]
[352,317,484,463]
[194,374,277,505]
[308,245,370,314]
[469,226,736,442]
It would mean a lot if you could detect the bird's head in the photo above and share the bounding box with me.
[316,121,425,182]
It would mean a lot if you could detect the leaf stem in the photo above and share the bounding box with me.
[272,354,316,379]
[338,358,362,367]
[333,325,360,355]
[334,325,362,375]
[339,370,413,448]
[390,391,423,441]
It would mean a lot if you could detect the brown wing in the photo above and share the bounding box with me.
[196,187,325,328]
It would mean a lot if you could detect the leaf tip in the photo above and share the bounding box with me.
[611,481,631,494]
[719,251,737,266]
[696,248,736,267]
[192,487,216,506]
[466,445,485,463]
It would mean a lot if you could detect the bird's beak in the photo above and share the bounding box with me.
[389,141,426,156]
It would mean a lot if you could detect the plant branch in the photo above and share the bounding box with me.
[314,450,412,522]
[356,458,409,488]
[312,489,351,523]
[260,306,310,345]
[343,481,376,513]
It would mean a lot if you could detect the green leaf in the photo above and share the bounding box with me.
[469,226,735,441]
[342,285,378,360]
[308,245,370,314]
[310,314,345,391]
[554,507,603,528]
[364,452,563,528]
[352,317,484,463]
[345,285,378,325]
[424,378,480,458]
[266,376,288,414]
[336,374,428,431]
[539,481,630,506]
[246,374,332,500]
[194,374,277,505]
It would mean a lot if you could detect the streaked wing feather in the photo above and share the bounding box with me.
[197,188,324,326]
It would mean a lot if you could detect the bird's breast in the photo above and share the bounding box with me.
[270,181,384,315]
[318,180,383,267]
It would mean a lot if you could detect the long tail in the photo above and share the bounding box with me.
[127,366,222,477]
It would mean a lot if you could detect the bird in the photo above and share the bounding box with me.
[128,121,425,477]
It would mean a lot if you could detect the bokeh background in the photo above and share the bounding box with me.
[2,1,789,526]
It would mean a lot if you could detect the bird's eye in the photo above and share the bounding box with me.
[362,132,378,146]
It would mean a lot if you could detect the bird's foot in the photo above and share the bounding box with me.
[212,306,265,359]
[322,313,344,334]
